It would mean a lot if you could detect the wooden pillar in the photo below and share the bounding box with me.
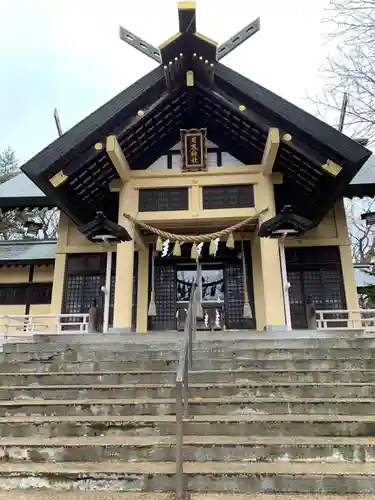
[251,235,265,330]
[114,182,136,330]
[254,175,286,330]
[339,244,359,310]
[334,200,359,311]
[50,253,66,315]
[136,245,149,333]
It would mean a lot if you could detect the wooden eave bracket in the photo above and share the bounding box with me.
[262,128,280,175]
[106,135,131,183]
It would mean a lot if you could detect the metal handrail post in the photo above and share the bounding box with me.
[175,379,184,498]
[175,280,197,499]
[188,304,193,371]
[183,356,189,418]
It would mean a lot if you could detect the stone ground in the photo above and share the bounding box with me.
[0,494,375,499]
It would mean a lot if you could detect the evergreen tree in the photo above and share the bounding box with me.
[0,147,58,240]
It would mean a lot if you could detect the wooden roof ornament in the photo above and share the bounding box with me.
[19,1,372,232]
[258,205,312,238]
[78,212,132,243]
[119,1,260,65]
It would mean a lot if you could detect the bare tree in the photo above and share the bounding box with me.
[309,1,375,270]
[313,0,375,141]
[345,197,375,263]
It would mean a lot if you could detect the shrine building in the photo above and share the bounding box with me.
[1,1,375,333]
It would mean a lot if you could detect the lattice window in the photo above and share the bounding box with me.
[109,274,116,328]
[0,285,27,305]
[286,246,346,329]
[149,264,176,330]
[27,284,52,305]
[202,185,254,209]
[0,283,52,306]
[224,263,253,330]
[288,270,307,329]
[139,188,189,212]
[64,276,85,315]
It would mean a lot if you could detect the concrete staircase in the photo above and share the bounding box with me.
[0,331,375,498]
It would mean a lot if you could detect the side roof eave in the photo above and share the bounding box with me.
[0,173,55,210]
[345,153,375,198]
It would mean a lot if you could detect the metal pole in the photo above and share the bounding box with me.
[103,251,113,333]
[338,92,348,133]
[54,108,63,137]
[279,235,292,330]
[175,380,184,498]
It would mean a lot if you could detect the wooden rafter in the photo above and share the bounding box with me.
[262,128,280,175]
[106,135,131,183]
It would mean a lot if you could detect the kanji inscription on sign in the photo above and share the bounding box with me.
[181,128,207,172]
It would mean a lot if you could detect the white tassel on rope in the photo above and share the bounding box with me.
[161,239,170,258]
[213,237,220,256]
[195,259,204,319]
[215,308,220,328]
[197,242,204,257]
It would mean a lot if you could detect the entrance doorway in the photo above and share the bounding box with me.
[148,240,255,332]
[176,262,225,330]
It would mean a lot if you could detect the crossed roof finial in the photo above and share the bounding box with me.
[119,1,260,65]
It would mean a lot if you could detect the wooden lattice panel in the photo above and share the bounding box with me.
[149,263,176,331]
[224,263,253,330]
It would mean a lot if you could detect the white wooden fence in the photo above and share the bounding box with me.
[316,309,375,331]
[0,313,90,342]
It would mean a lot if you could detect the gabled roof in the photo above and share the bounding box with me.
[0,173,54,211]
[20,2,372,229]
[0,240,56,265]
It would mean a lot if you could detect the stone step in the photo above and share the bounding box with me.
[3,357,375,373]
[0,494,372,500]
[3,368,375,386]
[2,382,375,400]
[5,347,375,362]
[2,396,375,417]
[7,337,375,353]
[0,461,373,493]
[2,435,375,463]
[1,414,375,438]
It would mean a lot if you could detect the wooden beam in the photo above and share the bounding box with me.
[262,128,280,175]
[121,217,147,251]
[106,135,131,182]
[133,226,147,251]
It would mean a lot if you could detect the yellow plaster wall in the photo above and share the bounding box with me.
[0,305,25,315]
[303,209,338,239]
[67,223,94,247]
[0,267,29,283]
[33,265,54,283]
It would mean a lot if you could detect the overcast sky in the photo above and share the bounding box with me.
[0,0,329,165]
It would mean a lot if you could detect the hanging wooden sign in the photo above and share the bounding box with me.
[180,128,207,172]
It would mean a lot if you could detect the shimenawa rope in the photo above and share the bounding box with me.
[123,208,268,243]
